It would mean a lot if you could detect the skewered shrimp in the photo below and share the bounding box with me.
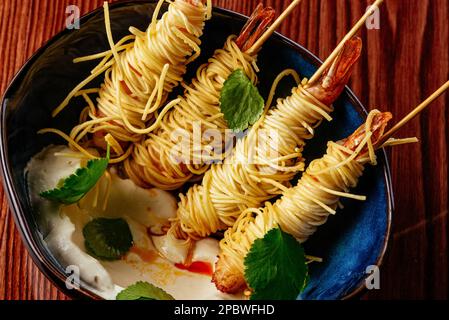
[170,37,362,240]
[55,0,211,155]
[212,110,393,293]
[123,4,276,189]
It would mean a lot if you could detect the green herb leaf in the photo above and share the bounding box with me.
[83,217,133,261]
[39,146,110,205]
[116,281,175,300]
[220,69,264,131]
[244,227,308,300]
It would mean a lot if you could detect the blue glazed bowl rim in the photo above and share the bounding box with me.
[0,0,393,300]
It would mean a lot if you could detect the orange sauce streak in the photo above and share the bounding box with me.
[175,261,213,276]
[128,246,158,263]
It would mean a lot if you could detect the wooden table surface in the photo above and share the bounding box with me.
[0,0,448,300]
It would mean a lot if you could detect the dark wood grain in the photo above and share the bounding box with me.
[0,0,448,300]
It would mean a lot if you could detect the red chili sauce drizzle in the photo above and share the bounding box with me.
[175,261,213,276]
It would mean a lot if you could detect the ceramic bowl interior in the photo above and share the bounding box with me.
[0,0,392,300]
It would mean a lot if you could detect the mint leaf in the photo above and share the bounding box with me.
[220,69,264,131]
[83,218,133,260]
[244,227,308,300]
[40,146,110,204]
[116,281,174,300]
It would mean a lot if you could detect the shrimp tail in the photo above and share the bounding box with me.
[307,37,363,106]
[343,111,393,152]
[235,4,275,52]
[212,259,246,294]
[212,111,394,295]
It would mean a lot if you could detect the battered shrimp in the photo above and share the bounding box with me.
[212,110,393,293]
[170,38,363,240]
[65,0,211,153]
[123,4,276,189]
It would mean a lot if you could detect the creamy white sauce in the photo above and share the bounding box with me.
[26,145,241,300]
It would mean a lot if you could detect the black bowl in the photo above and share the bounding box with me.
[0,0,393,300]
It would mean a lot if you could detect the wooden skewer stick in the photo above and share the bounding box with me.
[246,0,303,55]
[375,80,449,147]
[308,0,384,85]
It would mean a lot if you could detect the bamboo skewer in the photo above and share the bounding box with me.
[246,0,303,55]
[375,80,449,148]
[308,0,384,85]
